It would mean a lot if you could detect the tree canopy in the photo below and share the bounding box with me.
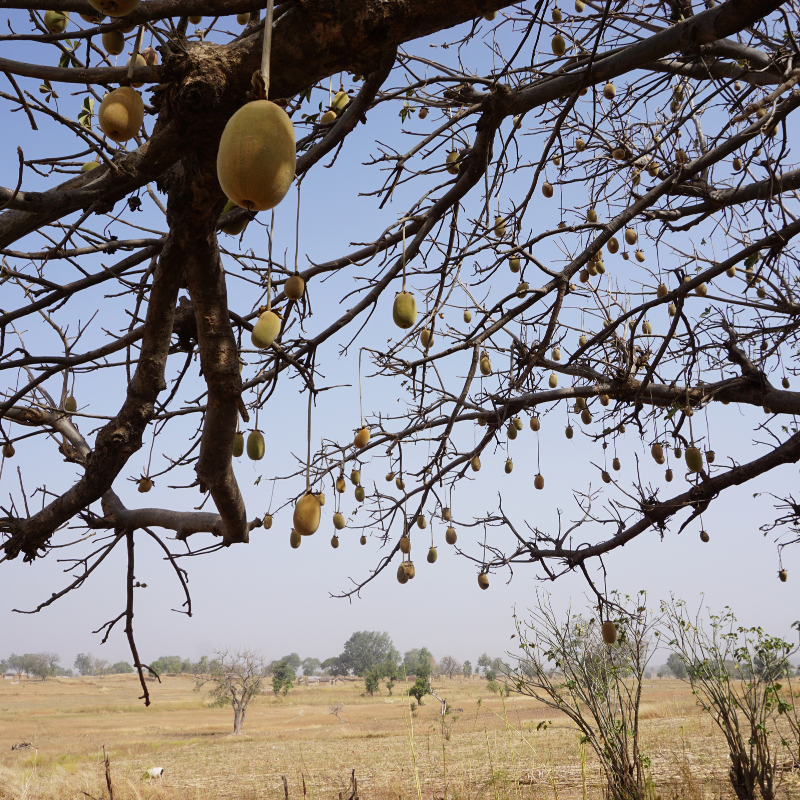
[0,0,798,704]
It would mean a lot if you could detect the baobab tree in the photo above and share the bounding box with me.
[1,0,798,703]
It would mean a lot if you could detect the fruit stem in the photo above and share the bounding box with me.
[260,0,274,99]
[358,348,364,427]
[306,382,312,492]
[401,218,406,291]
[294,179,301,275]
[127,25,144,84]
[267,210,274,311]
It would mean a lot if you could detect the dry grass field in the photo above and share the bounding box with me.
[0,673,798,800]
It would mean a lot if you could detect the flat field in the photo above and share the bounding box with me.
[0,674,797,800]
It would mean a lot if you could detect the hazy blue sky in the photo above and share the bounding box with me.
[0,6,797,676]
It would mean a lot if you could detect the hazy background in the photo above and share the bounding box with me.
[0,8,797,674]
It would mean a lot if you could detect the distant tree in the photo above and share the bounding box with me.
[408,674,430,706]
[271,661,296,696]
[74,653,93,676]
[439,656,461,679]
[403,648,435,678]
[666,652,688,680]
[195,647,267,734]
[0,658,7,674]
[301,657,321,676]
[280,653,302,670]
[463,660,472,678]
[339,632,399,676]
[364,666,382,696]
[8,654,26,677]
[29,652,60,680]
[153,655,184,675]
[109,661,134,674]
[477,653,492,674]
[484,668,496,682]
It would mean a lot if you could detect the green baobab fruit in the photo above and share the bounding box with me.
[417,516,427,530]
[552,7,562,22]
[602,471,611,484]
[507,425,517,440]
[757,286,767,299]
[445,526,457,545]
[493,215,507,238]
[217,100,296,212]
[393,291,417,329]
[65,396,77,412]
[442,507,452,521]
[779,569,788,583]
[125,53,147,86]
[404,561,416,580]
[612,457,620,471]
[624,228,637,245]
[726,265,736,278]
[782,377,790,389]
[470,455,481,472]
[294,492,321,536]
[483,10,496,20]
[480,352,492,376]
[706,450,715,464]
[601,621,617,644]
[463,309,472,323]
[355,486,365,502]
[668,303,677,316]
[575,0,585,9]
[695,283,708,297]
[534,474,545,490]
[237,12,250,24]
[102,29,125,55]
[331,535,339,549]
[399,535,411,554]
[600,394,609,406]
[509,257,521,273]
[685,447,703,473]
[320,109,337,124]
[674,447,682,459]
[631,169,641,186]
[395,477,405,490]
[2,442,15,459]
[44,10,69,32]
[333,512,345,530]
[576,138,586,152]
[516,282,529,297]
[665,468,673,482]
[635,250,646,263]
[551,34,566,56]
[581,408,592,425]
[285,274,305,300]
[651,443,664,462]
[397,564,408,584]
[220,198,248,236]
[354,428,370,449]
[548,373,558,388]
[586,208,598,223]
[350,469,360,485]
[137,477,153,493]
[420,329,433,348]
[251,310,281,348]
[552,346,561,361]
[565,425,573,440]
[657,283,668,297]
[700,530,709,543]
[232,432,244,457]
[290,529,302,549]
[427,547,438,564]
[575,397,586,410]
[386,472,395,482]
[332,89,349,110]
[98,87,143,142]
[607,237,619,254]
[360,535,367,545]
[512,417,523,431]
[81,161,100,172]
[188,15,202,23]
[530,417,540,432]
[542,182,554,198]
[336,476,346,493]
[603,82,616,100]
[643,321,653,335]
[247,430,265,460]
[505,459,513,474]
[446,150,460,174]
[478,573,489,590]
[263,514,273,529]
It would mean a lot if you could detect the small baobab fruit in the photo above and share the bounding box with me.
[726,265,736,278]
[612,457,620,471]
[399,535,411,554]
[631,169,641,186]
[695,283,708,297]
[480,352,492,376]
[464,309,472,323]
[393,291,417,329]
[478,573,489,590]
[217,99,295,212]
[552,346,561,361]
[360,535,367,545]
[446,150,460,174]
[333,512,345,530]
[516,282,529,297]
[336,476,346,493]
[706,450,715,464]
[581,408,592,425]
[651,443,664,462]
[419,107,428,120]
[552,6,562,22]
[612,147,625,160]
[603,82,616,100]
[403,561,416,580]
[331,535,339,549]
[285,274,305,300]
[137,477,153,493]
[420,329,433,348]
[586,208,598,223]
[674,447,682,459]
[580,269,590,283]
[505,458,514,474]
[237,12,249,24]
[624,228,637,246]
[551,34,566,56]
[668,302,677,316]
[635,250,645,263]
[470,455,481,472]
[542,181,554,198]
[232,432,244,457]
[509,257,521,273]
[395,477,405,490]
[657,283,668,298]
[575,0,584,10]
[565,425,574,439]
[607,237,619,254]
[552,155,561,167]
[601,621,617,644]
[534,473,545,490]
[247,430,265,460]
[188,15,202,23]
[576,138,586,152]
[648,161,659,177]
[427,547,438,564]
[98,86,143,142]
[2,442,15,459]
[579,334,588,346]
[332,89,349,110]
[782,377,790,389]
[530,417,540,432]
[294,493,321,536]
[733,157,743,171]
[397,564,408,584]
[320,109,337,124]
[493,215,507,238]
[220,198,248,236]
[575,397,586,409]
[483,10,496,20]
[512,417,523,431]
[507,425,517,440]
[602,471,611,484]
[757,286,767,299]
[600,394,610,406]
[263,514,273,529]
[700,530,710,543]
[417,516,427,530]
[101,29,125,55]
[386,472,395,482]
[252,309,281,348]
[445,526,457,544]
[779,569,788,583]
[355,486,365,502]
[354,428,370,449]
[685,446,703,473]
[665,468,673,482]
[64,396,77,412]
[81,160,100,172]
[548,373,558,388]
[442,507,452,521]
[125,53,146,86]
[290,529,302,549]
[44,10,69,32]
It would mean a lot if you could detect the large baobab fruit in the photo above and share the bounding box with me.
[44,10,68,32]
[478,573,489,590]
[98,87,143,142]
[247,430,265,461]
[294,493,321,536]
[530,417,540,432]
[393,291,417,329]
[551,34,566,56]
[601,621,617,644]
[217,100,296,212]
[232,432,244,457]
[252,310,281,348]
[427,547,438,564]
[685,447,703,473]
[445,526,457,545]
[542,182,553,198]
[354,428,370,449]
[333,512,345,530]
[101,29,125,55]
[285,274,305,300]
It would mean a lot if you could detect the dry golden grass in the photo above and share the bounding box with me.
[0,674,797,799]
